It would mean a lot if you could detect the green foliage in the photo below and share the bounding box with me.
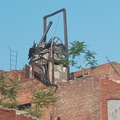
[26,106,43,119]
[32,89,58,108]
[7,78,20,100]
[57,55,69,67]
[1,101,18,109]
[0,74,7,96]
[26,89,59,119]
[69,41,86,59]
[0,74,20,109]
[69,40,97,69]
[84,50,97,68]
[57,40,97,69]
[0,74,59,119]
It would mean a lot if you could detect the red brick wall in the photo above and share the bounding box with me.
[0,108,37,120]
[74,62,120,81]
[17,78,49,104]
[101,78,120,120]
[0,70,53,120]
[54,76,102,120]
[1,63,120,120]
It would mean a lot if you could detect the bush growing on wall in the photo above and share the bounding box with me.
[0,73,59,119]
[26,88,59,119]
[0,74,20,108]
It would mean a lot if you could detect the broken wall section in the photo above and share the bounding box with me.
[54,76,102,120]
[0,107,37,120]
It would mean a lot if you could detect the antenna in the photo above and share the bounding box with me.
[8,47,17,70]
[106,57,120,76]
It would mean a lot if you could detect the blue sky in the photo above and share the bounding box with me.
[0,0,120,72]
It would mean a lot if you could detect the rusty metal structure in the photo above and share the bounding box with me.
[26,8,69,87]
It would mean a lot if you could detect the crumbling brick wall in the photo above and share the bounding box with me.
[1,62,120,120]
[54,76,102,120]
[101,78,120,120]
[0,70,53,120]
[0,108,37,120]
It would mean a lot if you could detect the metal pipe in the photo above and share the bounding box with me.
[43,17,47,42]
[38,21,53,45]
[43,8,65,19]
[43,8,68,45]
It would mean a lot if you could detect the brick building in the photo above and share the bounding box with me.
[0,62,120,120]
[54,62,120,120]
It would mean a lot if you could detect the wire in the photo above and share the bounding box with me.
[106,57,120,76]
[51,17,60,57]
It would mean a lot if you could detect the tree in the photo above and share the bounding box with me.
[0,74,20,108]
[69,40,97,70]
[26,89,59,119]
[58,40,97,70]
[0,74,59,119]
